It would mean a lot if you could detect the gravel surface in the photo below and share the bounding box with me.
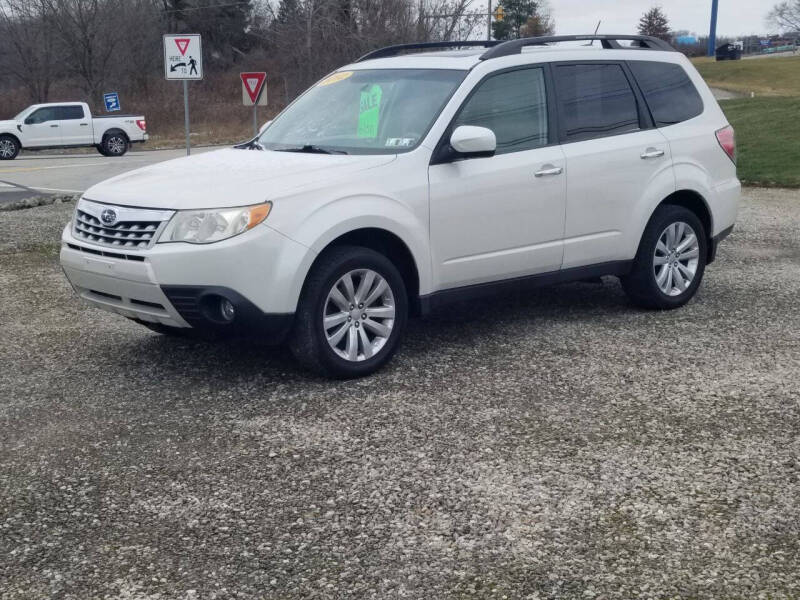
[1,188,799,599]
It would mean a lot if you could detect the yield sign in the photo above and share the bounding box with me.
[174,38,191,56]
[240,72,267,105]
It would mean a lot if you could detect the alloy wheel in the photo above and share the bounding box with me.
[653,221,701,296]
[107,136,126,155]
[323,269,396,362]
[0,139,16,158]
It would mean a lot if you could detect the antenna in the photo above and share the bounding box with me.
[586,21,601,45]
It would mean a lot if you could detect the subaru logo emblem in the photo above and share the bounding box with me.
[100,208,117,225]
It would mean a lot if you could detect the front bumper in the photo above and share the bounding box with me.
[60,220,312,339]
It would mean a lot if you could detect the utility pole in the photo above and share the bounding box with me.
[487,0,492,41]
[707,0,719,57]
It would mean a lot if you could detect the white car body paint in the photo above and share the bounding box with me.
[0,102,147,150]
[59,43,740,332]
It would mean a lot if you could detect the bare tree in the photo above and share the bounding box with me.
[768,1,800,31]
[0,0,58,102]
[42,0,125,98]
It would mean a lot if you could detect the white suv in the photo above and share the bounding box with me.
[60,35,740,378]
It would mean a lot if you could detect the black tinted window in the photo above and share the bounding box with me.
[27,107,58,124]
[555,64,640,142]
[455,67,548,154]
[629,61,703,126]
[58,106,85,120]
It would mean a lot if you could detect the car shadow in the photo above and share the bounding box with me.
[125,278,632,384]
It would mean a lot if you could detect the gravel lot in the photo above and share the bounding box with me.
[1,188,799,599]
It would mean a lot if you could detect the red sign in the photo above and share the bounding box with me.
[174,38,191,56]
[240,72,267,105]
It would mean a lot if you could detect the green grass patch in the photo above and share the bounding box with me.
[720,97,800,188]
[693,55,800,96]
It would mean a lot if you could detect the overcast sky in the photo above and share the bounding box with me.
[527,0,776,38]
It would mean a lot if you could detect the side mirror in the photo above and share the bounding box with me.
[258,120,272,135]
[449,125,496,157]
[24,117,34,125]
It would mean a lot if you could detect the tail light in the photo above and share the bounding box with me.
[135,119,147,131]
[715,125,736,164]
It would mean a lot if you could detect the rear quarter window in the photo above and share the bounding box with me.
[628,61,704,126]
[554,63,641,143]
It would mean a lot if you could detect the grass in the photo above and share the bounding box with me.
[720,97,800,188]
[689,55,800,187]
[692,55,800,96]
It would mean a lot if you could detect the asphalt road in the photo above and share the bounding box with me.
[1,188,799,599]
[0,146,224,205]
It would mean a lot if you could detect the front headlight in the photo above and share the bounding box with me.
[158,202,272,244]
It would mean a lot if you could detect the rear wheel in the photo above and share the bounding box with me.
[102,132,129,157]
[289,246,408,378]
[0,135,20,160]
[622,205,707,309]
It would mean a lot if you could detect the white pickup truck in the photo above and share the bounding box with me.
[0,102,148,160]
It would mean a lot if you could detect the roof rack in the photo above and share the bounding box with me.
[480,34,676,60]
[356,40,502,63]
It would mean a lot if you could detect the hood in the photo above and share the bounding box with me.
[83,148,396,210]
[0,120,19,131]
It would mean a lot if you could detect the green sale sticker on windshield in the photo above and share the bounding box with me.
[357,85,382,138]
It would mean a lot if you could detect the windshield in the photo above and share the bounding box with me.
[13,109,29,120]
[257,69,466,155]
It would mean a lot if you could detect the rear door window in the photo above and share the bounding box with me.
[554,63,640,143]
[57,106,86,120]
[628,61,704,126]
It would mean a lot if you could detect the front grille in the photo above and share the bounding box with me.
[73,209,160,249]
[67,243,146,262]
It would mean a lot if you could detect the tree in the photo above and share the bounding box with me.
[0,0,57,102]
[768,1,800,32]
[638,6,671,42]
[519,12,554,37]
[492,1,552,41]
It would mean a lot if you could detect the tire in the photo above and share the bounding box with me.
[0,135,20,160]
[96,144,109,157]
[101,131,129,157]
[622,204,707,310]
[288,245,408,378]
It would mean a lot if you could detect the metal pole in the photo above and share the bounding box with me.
[183,79,191,156]
[708,0,719,57]
[487,0,492,41]
[253,104,258,138]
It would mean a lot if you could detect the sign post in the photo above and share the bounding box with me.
[163,33,203,155]
[240,72,268,138]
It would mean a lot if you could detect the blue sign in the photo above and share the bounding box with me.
[103,92,120,112]
[760,39,771,46]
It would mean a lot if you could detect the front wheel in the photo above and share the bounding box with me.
[289,246,408,378]
[102,132,129,157]
[622,205,707,309]
[0,135,20,160]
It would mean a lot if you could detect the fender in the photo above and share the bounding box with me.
[271,193,432,311]
[670,159,721,234]
[0,130,22,148]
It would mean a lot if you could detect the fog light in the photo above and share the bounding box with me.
[220,298,235,322]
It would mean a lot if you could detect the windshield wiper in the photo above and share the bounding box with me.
[275,144,348,155]
[234,139,264,150]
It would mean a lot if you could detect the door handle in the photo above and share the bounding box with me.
[534,166,563,177]
[79,123,88,126]
[641,148,665,159]
[50,124,59,128]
